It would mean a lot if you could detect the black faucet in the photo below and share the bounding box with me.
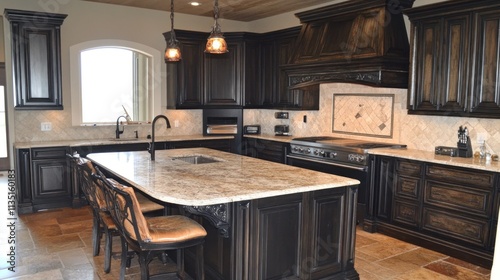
[115,115,127,139]
[148,115,171,160]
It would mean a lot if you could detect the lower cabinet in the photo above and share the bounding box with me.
[186,186,358,279]
[244,138,289,164]
[16,147,71,214]
[369,156,498,268]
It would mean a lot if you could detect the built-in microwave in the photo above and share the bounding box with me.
[202,109,243,154]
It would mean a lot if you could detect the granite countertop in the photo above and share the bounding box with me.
[369,148,500,173]
[87,148,360,206]
[13,134,234,149]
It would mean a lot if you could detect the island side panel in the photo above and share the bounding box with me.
[185,185,359,280]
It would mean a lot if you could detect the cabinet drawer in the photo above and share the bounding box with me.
[396,160,422,176]
[423,208,489,247]
[424,181,491,217]
[393,200,420,227]
[32,147,69,160]
[395,175,421,200]
[425,164,494,189]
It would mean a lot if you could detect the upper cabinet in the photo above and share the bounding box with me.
[405,0,500,118]
[165,30,243,109]
[5,9,67,110]
[165,28,318,110]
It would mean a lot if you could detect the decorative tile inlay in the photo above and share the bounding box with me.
[333,94,394,137]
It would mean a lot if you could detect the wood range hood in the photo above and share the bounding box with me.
[282,0,415,92]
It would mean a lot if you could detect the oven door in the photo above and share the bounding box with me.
[286,154,368,225]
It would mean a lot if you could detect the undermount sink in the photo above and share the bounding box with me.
[172,155,220,164]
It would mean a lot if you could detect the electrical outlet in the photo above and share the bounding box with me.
[477,132,487,143]
[174,120,180,128]
[274,112,289,119]
[41,122,52,131]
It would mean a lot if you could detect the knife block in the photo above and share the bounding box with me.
[457,136,473,158]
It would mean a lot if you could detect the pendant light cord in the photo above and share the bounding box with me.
[169,0,177,43]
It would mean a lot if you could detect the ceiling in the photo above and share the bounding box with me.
[80,0,338,22]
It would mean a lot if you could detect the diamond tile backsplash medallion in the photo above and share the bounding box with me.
[332,94,394,138]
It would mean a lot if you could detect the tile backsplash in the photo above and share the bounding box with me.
[244,83,500,156]
[15,82,500,156]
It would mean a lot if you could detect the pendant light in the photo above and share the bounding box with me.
[165,0,181,62]
[205,0,228,54]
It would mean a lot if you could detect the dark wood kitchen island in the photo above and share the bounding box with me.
[87,148,360,280]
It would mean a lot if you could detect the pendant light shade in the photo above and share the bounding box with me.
[205,0,228,54]
[165,0,181,62]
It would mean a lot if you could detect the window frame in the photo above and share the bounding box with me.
[70,39,162,126]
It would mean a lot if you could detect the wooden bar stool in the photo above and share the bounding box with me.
[70,154,166,274]
[94,166,206,280]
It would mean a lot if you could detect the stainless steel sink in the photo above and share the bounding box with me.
[173,155,220,164]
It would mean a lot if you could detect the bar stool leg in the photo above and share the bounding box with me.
[177,249,186,280]
[103,226,112,273]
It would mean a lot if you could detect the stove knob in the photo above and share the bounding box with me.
[299,148,304,153]
[293,146,298,152]
[313,150,319,155]
[306,148,311,154]
[320,151,325,157]
[330,152,337,159]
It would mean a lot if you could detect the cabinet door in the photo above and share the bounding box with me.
[249,194,302,279]
[245,138,288,164]
[243,38,262,108]
[275,34,297,108]
[32,158,71,204]
[439,14,470,113]
[6,10,66,110]
[373,157,394,222]
[257,39,275,107]
[166,35,205,109]
[204,41,242,106]
[470,9,500,116]
[304,189,347,279]
[409,19,442,112]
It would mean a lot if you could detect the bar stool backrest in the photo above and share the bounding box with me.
[77,158,107,211]
[93,167,153,243]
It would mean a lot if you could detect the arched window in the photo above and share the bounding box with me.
[70,40,161,125]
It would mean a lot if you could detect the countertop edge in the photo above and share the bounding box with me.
[369,148,500,173]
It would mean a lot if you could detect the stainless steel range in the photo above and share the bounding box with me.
[288,136,406,168]
[287,136,406,226]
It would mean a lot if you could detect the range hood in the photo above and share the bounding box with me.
[283,0,415,91]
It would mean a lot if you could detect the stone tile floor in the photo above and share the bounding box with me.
[0,206,492,280]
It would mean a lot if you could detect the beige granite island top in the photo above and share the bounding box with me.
[369,148,500,173]
[87,148,360,206]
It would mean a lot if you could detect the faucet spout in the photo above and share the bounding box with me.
[149,115,172,160]
[115,115,127,139]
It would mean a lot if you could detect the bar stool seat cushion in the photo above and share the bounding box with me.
[136,192,164,213]
[147,215,207,243]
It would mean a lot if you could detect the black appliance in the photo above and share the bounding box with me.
[286,136,406,226]
[203,109,243,154]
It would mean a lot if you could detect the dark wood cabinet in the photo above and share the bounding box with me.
[166,33,205,109]
[5,9,66,110]
[204,37,243,107]
[367,155,498,268]
[165,30,244,109]
[244,138,289,164]
[15,147,71,213]
[244,27,310,109]
[188,186,359,279]
[166,27,318,110]
[406,0,500,118]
